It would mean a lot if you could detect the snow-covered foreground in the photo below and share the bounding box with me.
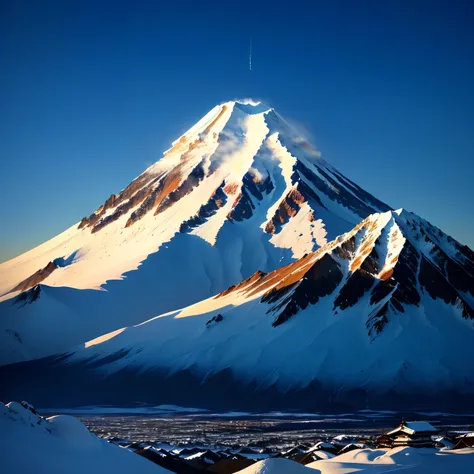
[238,458,312,473]
[2,401,473,474]
[239,448,474,473]
[0,401,170,474]
[307,447,474,473]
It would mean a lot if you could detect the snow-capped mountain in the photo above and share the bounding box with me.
[0,100,391,365]
[1,208,473,411]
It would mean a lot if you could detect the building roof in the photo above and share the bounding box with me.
[453,432,474,449]
[309,442,336,451]
[387,421,438,436]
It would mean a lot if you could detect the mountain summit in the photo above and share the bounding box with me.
[0,100,391,365]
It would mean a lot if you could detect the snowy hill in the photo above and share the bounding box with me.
[0,401,170,474]
[237,458,312,473]
[0,99,392,365]
[305,447,474,474]
[1,208,473,411]
[235,448,474,474]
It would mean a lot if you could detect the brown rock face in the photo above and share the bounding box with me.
[79,131,211,233]
[130,169,183,221]
[78,173,159,231]
[85,137,211,231]
[10,261,58,294]
[265,188,306,234]
[122,177,167,228]
[223,182,239,195]
[92,176,162,233]
[265,220,276,234]
[155,162,206,216]
[164,135,188,156]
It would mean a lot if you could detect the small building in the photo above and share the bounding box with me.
[384,420,438,448]
[453,433,474,450]
[375,434,393,448]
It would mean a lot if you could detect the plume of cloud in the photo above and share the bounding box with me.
[234,98,261,106]
[273,111,322,160]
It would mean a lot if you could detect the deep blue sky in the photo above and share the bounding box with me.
[1,0,473,262]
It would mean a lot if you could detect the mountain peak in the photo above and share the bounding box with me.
[230,99,272,115]
[5,100,472,377]
[0,99,392,306]
[233,98,261,105]
[1,100,473,412]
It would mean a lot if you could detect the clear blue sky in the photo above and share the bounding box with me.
[1,0,473,262]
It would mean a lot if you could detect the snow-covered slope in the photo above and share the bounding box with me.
[235,449,474,474]
[0,401,170,474]
[2,208,472,411]
[237,458,313,473]
[305,447,474,474]
[0,100,392,365]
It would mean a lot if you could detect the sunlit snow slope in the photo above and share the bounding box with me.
[0,100,392,365]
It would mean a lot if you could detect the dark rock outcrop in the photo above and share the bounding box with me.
[263,254,344,327]
[180,183,228,233]
[228,172,274,222]
[13,285,42,307]
[206,314,223,327]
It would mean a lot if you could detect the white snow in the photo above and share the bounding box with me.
[309,442,337,452]
[234,448,474,473]
[85,327,126,347]
[374,216,405,279]
[0,401,170,474]
[312,451,336,460]
[237,458,313,473]
[270,201,328,259]
[261,133,297,226]
[387,421,437,435]
[306,447,474,473]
